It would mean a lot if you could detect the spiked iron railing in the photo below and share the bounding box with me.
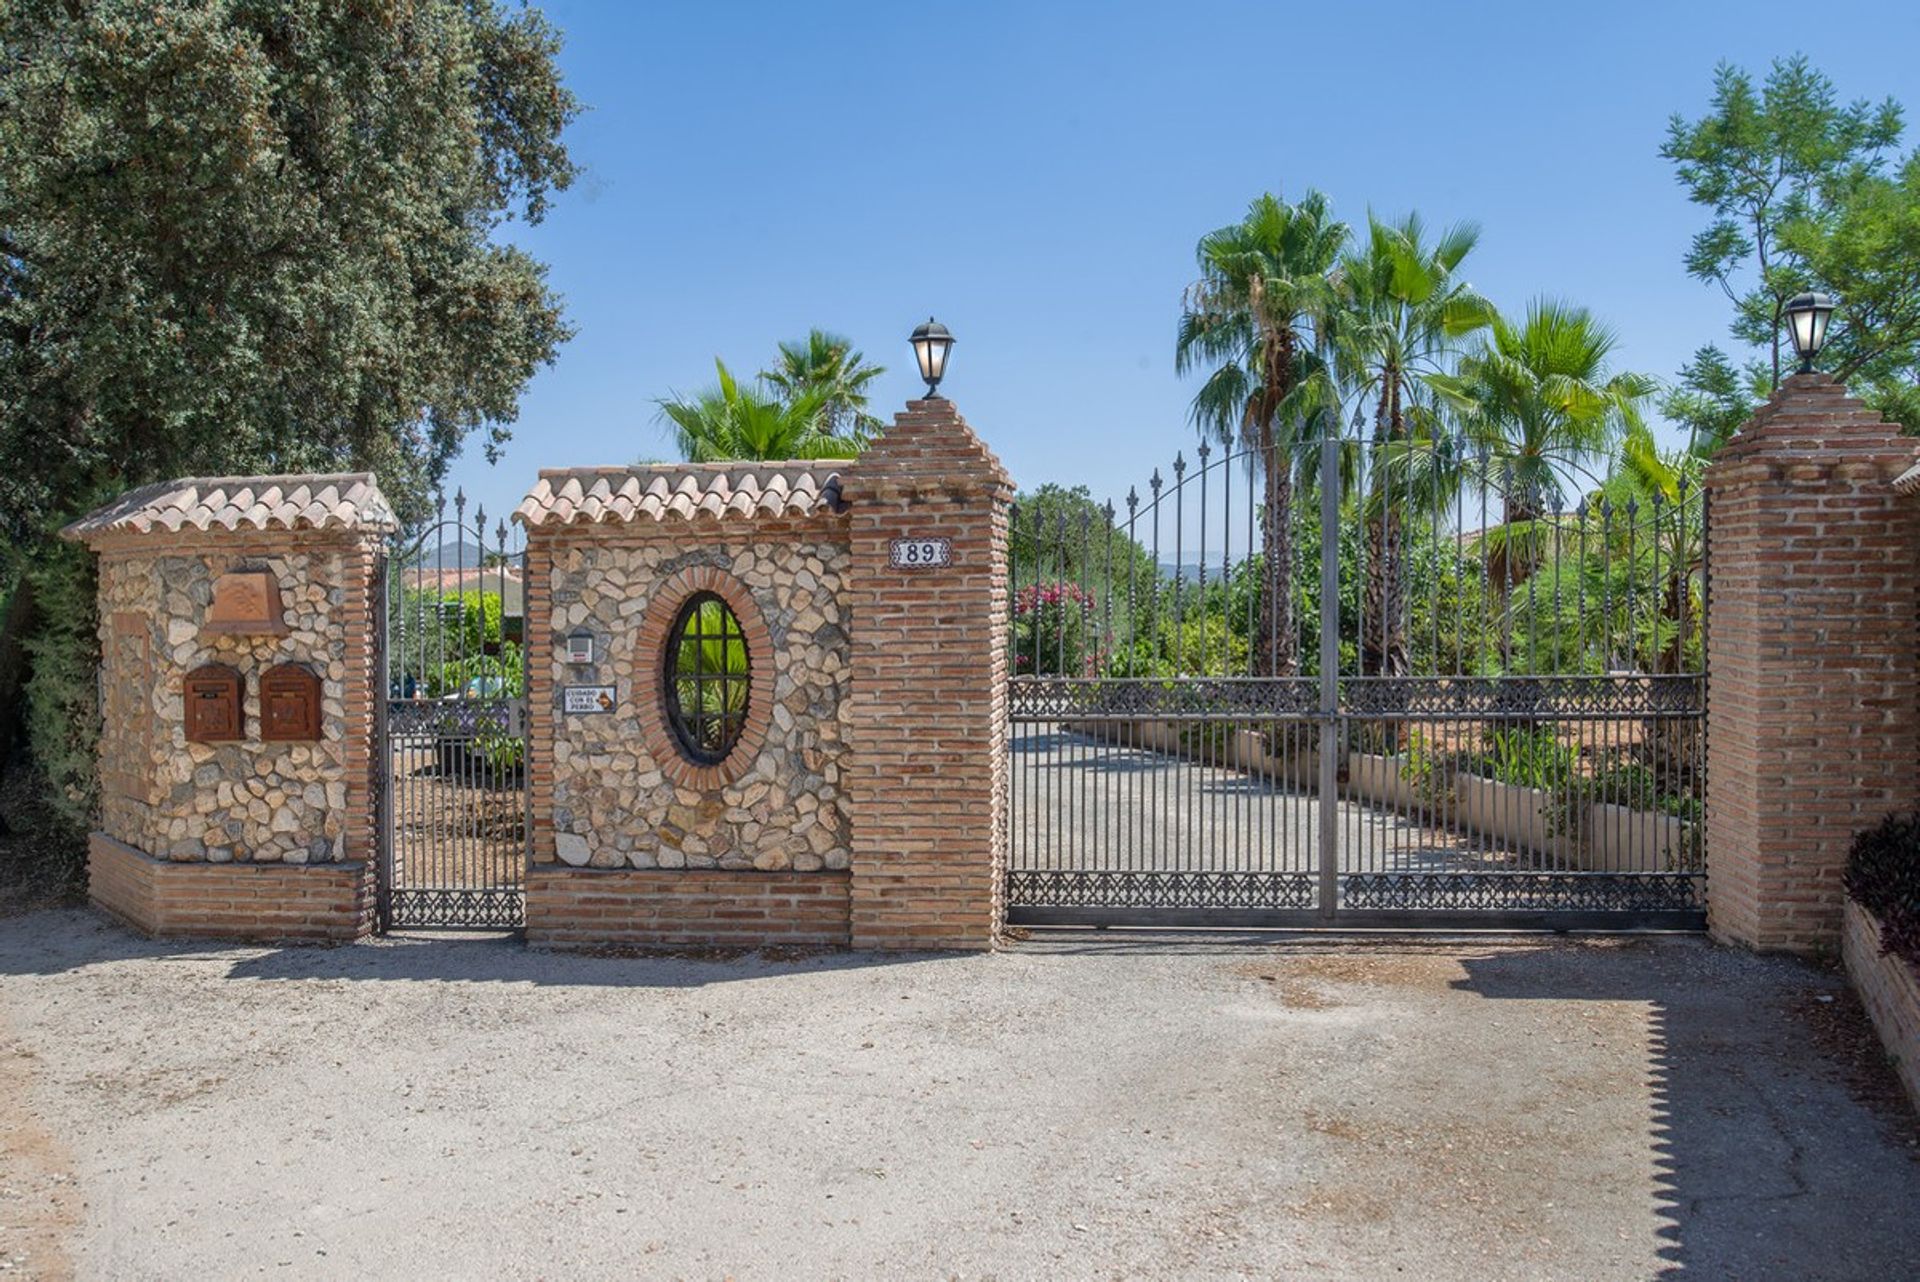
[1006,429,1707,928]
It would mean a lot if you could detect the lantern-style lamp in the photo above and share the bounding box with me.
[1783,292,1837,374]
[909,317,955,399]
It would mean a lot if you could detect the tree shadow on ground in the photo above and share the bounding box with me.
[0,907,957,989]
[1449,944,1920,1280]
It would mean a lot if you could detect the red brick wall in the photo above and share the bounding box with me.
[89,832,372,941]
[525,867,850,947]
[841,399,1014,950]
[1704,374,1920,953]
[1842,900,1920,1112]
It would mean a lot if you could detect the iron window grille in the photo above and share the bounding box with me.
[664,591,751,765]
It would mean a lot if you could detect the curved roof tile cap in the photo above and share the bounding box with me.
[1894,459,1920,495]
[61,473,399,542]
[515,464,848,527]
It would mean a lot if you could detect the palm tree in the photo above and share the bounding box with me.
[1333,213,1496,677]
[656,359,866,462]
[1432,299,1655,589]
[1176,190,1349,676]
[761,330,887,443]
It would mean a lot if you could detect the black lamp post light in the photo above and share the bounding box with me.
[910,317,955,399]
[1784,291,1837,374]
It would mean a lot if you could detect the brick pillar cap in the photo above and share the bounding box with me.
[839,398,1014,503]
[1708,373,1920,483]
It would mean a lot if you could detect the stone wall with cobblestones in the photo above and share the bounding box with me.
[531,522,853,874]
[92,535,376,867]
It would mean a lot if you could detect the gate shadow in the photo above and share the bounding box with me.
[1447,944,1920,1280]
[0,909,956,989]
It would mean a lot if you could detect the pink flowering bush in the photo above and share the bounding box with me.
[1011,581,1101,676]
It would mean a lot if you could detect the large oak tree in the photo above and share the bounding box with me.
[0,0,579,845]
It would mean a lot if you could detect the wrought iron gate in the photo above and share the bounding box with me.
[376,493,529,929]
[1006,429,1706,930]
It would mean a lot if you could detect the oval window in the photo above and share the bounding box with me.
[663,592,751,765]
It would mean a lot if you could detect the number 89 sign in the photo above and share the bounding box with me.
[888,536,953,570]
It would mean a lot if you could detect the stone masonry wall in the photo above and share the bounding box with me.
[93,534,376,867]
[533,521,852,873]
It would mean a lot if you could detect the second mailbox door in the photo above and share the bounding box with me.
[261,663,321,741]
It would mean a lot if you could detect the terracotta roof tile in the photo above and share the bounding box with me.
[514,464,848,527]
[61,474,398,542]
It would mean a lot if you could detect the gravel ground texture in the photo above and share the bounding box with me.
[2,911,1917,1280]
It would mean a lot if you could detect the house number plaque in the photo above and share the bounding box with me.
[888,537,952,570]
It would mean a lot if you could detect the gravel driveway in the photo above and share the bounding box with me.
[2,910,1916,1280]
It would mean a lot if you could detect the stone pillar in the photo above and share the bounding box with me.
[841,399,1014,950]
[1703,374,1920,953]
[62,476,393,941]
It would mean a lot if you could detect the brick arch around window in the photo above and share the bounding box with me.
[636,564,774,790]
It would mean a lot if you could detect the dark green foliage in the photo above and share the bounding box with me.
[1845,812,1920,971]
[1471,726,1577,790]
[0,0,577,846]
[0,0,579,534]
[16,543,99,857]
[1663,56,1920,425]
[1660,347,1765,457]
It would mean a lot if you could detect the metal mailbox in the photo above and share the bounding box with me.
[184,663,244,743]
[261,662,322,742]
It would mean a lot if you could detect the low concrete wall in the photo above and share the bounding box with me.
[1452,775,1579,865]
[1590,802,1693,872]
[1063,720,1693,873]
[1842,900,1920,1114]
[1346,752,1420,811]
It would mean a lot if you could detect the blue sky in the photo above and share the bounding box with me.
[447,0,1920,533]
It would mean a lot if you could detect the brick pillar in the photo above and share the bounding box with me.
[842,398,1014,950]
[1704,373,1920,953]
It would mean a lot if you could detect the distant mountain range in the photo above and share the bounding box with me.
[395,539,513,569]
[1157,560,1245,580]
[428,539,488,568]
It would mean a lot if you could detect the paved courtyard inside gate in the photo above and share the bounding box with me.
[3,910,1916,1281]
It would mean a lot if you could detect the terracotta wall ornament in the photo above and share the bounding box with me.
[204,569,289,636]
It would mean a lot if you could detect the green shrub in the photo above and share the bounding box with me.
[20,541,99,847]
[1471,726,1576,790]
[1178,720,1235,762]
[1397,727,1463,804]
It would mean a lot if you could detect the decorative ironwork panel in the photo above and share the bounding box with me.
[1010,676,1320,722]
[1008,870,1318,911]
[1340,872,1704,913]
[387,888,527,930]
[386,698,525,740]
[1341,674,1704,720]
